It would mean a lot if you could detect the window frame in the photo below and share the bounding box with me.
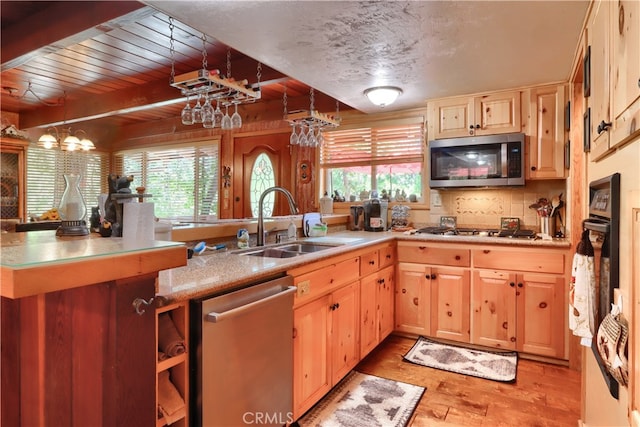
[113,138,220,221]
[319,114,427,200]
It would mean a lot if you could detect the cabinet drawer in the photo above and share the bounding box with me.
[360,250,379,277]
[397,243,470,267]
[473,249,564,274]
[294,257,360,304]
[379,244,396,269]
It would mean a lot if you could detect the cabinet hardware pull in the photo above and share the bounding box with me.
[509,282,515,287]
[483,250,490,254]
[412,297,419,306]
[597,120,612,134]
[539,302,548,309]
[517,283,523,288]
[455,255,460,260]
[431,274,436,280]
[132,297,154,315]
[447,311,453,317]
[369,260,375,265]
[425,274,431,280]
[502,322,509,330]
[510,337,516,342]
[418,246,426,250]
[531,166,537,171]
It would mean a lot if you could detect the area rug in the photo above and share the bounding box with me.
[297,371,425,427]
[403,336,517,382]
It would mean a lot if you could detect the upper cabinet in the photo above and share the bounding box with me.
[587,0,640,161]
[428,91,522,139]
[527,84,568,179]
[0,138,28,221]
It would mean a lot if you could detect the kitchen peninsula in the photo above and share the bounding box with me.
[0,231,187,426]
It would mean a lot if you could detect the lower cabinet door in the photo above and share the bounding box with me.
[330,282,360,385]
[430,267,470,343]
[395,263,430,336]
[471,270,517,350]
[293,295,331,419]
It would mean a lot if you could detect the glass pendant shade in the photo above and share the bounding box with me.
[62,134,80,151]
[38,132,58,149]
[364,86,403,107]
[56,173,89,236]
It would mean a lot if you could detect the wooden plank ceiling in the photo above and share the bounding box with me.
[0,1,331,139]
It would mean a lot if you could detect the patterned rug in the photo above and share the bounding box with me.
[403,336,517,382]
[296,371,424,427]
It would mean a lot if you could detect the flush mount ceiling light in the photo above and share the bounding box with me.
[364,86,403,107]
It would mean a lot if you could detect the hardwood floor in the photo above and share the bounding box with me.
[355,335,582,426]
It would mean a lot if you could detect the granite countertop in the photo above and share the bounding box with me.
[157,230,571,303]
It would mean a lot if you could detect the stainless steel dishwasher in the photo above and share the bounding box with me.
[192,275,296,426]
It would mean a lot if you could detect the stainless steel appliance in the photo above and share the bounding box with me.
[583,172,620,399]
[191,275,296,426]
[415,226,537,239]
[429,133,525,188]
[349,205,364,230]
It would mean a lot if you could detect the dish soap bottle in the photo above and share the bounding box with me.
[287,217,296,241]
[320,191,333,214]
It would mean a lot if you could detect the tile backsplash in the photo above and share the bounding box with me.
[427,180,566,232]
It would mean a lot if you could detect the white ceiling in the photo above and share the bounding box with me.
[147,0,589,114]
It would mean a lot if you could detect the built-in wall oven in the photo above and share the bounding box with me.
[583,172,620,398]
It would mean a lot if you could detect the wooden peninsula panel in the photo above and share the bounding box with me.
[0,232,187,426]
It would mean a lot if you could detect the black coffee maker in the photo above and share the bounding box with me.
[363,198,385,232]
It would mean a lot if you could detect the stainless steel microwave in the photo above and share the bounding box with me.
[429,133,525,188]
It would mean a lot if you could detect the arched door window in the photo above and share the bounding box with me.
[249,152,275,217]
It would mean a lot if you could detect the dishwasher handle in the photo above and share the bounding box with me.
[205,286,296,323]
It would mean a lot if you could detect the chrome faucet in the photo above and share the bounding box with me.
[257,186,299,246]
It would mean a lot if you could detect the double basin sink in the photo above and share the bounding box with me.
[237,241,340,258]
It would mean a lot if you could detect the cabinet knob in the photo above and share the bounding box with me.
[475,124,481,129]
[531,166,537,171]
[431,274,436,280]
[597,120,612,134]
[509,282,516,288]
[425,274,431,280]
[517,283,523,288]
[455,255,460,260]
[369,260,375,265]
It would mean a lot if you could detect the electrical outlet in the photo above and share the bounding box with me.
[297,280,311,297]
[432,192,442,207]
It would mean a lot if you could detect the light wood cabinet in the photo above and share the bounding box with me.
[359,244,395,357]
[527,84,568,179]
[0,138,27,221]
[430,267,470,342]
[471,248,567,358]
[156,302,189,427]
[587,0,640,161]
[428,91,522,139]
[395,262,431,336]
[396,242,471,343]
[290,255,361,420]
[360,264,395,357]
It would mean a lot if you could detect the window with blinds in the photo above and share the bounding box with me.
[26,148,110,218]
[114,141,219,220]
[320,119,425,201]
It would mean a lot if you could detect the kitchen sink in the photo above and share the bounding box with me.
[237,241,341,258]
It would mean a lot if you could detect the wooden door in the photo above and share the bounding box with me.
[431,267,470,343]
[474,91,522,135]
[516,273,565,358]
[359,273,378,357]
[293,294,331,420]
[471,269,517,350]
[395,262,430,335]
[232,133,293,218]
[330,282,360,385]
[378,265,395,341]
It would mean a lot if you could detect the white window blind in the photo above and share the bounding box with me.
[26,148,110,218]
[321,119,425,167]
[114,141,219,220]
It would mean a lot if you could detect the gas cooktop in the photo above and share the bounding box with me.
[415,226,537,239]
